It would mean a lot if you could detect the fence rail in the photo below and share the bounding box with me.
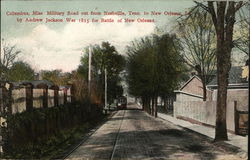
[0,82,73,115]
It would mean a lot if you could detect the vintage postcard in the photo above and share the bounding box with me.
[0,0,249,159]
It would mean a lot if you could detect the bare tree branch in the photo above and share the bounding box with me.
[194,1,210,12]
[175,6,216,101]
[208,1,218,30]
[235,1,245,12]
[0,39,21,80]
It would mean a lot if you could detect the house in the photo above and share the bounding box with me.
[173,66,248,135]
[174,75,212,102]
[174,66,248,110]
[207,66,248,111]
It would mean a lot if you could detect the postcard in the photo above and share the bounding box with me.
[0,0,248,159]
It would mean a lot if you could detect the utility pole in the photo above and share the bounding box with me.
[88,45,92,97]
[88,45,92,113]
[105,68,107,112]
[0,40,2,80]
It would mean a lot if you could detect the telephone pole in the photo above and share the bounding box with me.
[105,68,108,112]
[88,45,92,97]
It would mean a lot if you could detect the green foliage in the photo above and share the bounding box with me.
[3,103,104,159]
[126,33,186,99]
[77,42,126,103]
[6,61,34,81]
[70,71,89,103]
[41,69,71,86]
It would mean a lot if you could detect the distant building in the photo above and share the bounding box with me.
[34,73,43,81]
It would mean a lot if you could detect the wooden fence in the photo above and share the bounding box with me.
[0,82,74,115]
[0,81,75,154]
[174,100,248,135]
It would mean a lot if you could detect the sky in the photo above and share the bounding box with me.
[1,0,196,72]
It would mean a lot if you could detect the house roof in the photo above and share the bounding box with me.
[207,66,248,88]
[179,75,201,91]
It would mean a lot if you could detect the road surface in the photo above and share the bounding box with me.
[66,104,244,160]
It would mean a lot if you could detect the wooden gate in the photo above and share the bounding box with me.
[235,109,248,136]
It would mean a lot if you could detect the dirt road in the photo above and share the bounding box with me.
[67,104,244,160]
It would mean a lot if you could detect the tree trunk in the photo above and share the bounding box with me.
[151,97,154,116]
[208,1,238,141]
[214,38,232,141]
[201,79,207,101]
[144,98,147,113]
[142,98,144,110]
[154,96,158,117]
[163,96,167,112]
[168,98,170,110]
[215,66,229,141]
[147,98,150,114]
[214,15,231,141]
[142,97,145,111]
[214,41,229,140]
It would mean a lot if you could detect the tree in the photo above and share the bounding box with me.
[127,33,185,117]
[41,69,71,86]
[233,3,249,56]
[0,39,21,80]
[176,7,216,101]
[7,61,34,81]
[78,42,126,104]
[196,1,245,141]
[70,71,89,103]
[127,37,155,113]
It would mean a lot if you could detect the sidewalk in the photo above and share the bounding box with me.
[158,113,248,153]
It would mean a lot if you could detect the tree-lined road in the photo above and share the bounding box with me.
[66,104,242,160]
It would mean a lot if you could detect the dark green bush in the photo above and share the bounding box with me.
[3,102,104,158]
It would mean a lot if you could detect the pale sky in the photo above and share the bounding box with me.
[0,0,203,72]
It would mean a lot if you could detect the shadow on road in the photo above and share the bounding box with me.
[68,109,242,160]
[69,128,240,160]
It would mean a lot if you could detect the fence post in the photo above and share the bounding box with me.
[70,85,74,103]
[0,86,3,114]
[24,83,33,112]
[44,85,48,108]
[234,101,238,135]
[0,82,13,154]
[37,84,48,108]
[63,88,67,105]
[50,85,59,107]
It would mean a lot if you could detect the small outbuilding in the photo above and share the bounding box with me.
[174,75,212,102]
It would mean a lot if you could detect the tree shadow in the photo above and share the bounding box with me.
[67,127,240,160]
[67,110,241,160]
